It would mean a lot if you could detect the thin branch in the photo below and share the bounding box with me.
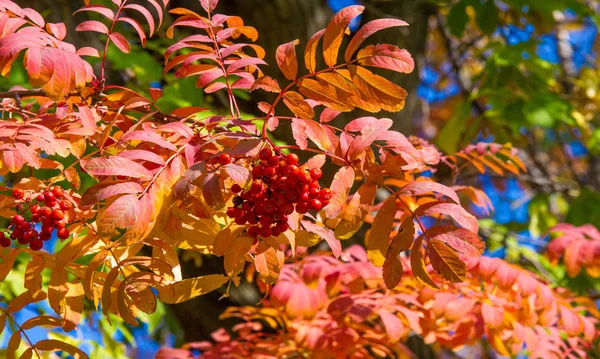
[0,307,42,359]
[0,89,46,98]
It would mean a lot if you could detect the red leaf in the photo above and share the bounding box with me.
[344,18,409,62]
[377,310,405,342]
[121,130,177,151]
[124,4,155,36]
[227,57,266,73]
[109,32,131,53]
[482,302,504,328]
[77,105,97,134]
[301,220,341,258]
[97,194,140,237]
[75,20,108,34]
[415,201,478,233]
[117,17,146,47]
[399,181,460,204]
[222,163,251,187]
[200,0,219,13]
[320,108,341,123]
[322,5,364,67]
[82,181,144,207]
[356,44,414,73]
[304,29,325,73]
[427,239,466,283]
[81,156,152,180]
[276,39,299,80]
[75,5,115,21]
[324,166,355,218]
[347,118,392,160]
[426,226,484,257]
[117,150,166,165]
[46,23,67,40]
[305,154,326,169]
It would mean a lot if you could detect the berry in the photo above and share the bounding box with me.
[19,222,31,232]
[264,166,277,177]
[40,232,51,241]
[44,191,55,202]
[28,230,38,241]
[260,216,273,227]
[277,222,289,232]
[52,209,65,221]
[12,215,25,225]
[286,153,299,165]
[41,206,52,218]
[36,194,45,202]
[252,166,264,178]
[41,224,53,233]
[29,239,43,251]
[31,214,41,223]
[234,215,247,225]
[30,204,40,214]
[259,227,272,238]
[59,201,72,211]
[247,226,260,238]
[46,200,57,208]
[51,186,64,198]
[54,221,66,229]
[286,165,300,177]
[308,199,323,211]
[281,202,294,215]
[319,188,332,201]
[57,228,70,240]
[296,201,309,214]
[259,148,273,160]
[231,184,242,193]
[1,233,11,247]
[218,153,232,165]
[310,168,323,180]
[12,188,24,200]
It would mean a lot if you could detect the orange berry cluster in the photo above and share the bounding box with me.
[226,148,332,240]
[2,187,72,250]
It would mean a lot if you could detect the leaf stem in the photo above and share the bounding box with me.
[0,307,42,359]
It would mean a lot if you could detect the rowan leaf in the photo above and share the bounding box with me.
[415,201,478,233]
[82,181,144,207]
[224,235,253,277]
[410,236,438,288]
[335,182,377,239]
[349,65,408,112]
[254,246,285,284]
[428,239,466,283]
[35,339,89,358]
[157,274,228,303]
[347,118,393,160]
[81,156,152,180]
[399,181,460,204]
[301,220,341,258]
[276,39,299,80]
[283,91,314,120]
[383,217,414,289]
[75,20,108,34]
[304,29,324,73]
[345,18,409,62]
[366,195,397,266]
[298,78,354,112]
[322,5,364,67]
[426,225,485,257]
[355,44,414,73]
[109,32,131,53]
[250,76,280,93]
[324,166,355,219]
[96,194,140,237]
[121,130,177,151]
[0,249,19,282]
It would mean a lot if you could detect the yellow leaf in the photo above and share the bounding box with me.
[254,245,285,284]
[224,236,254,277]
[366,195,397,266]
[282,91,315,120]
[35,339,89,358]
[298,78,354,112]
[0,249,20,282]
[62,281,85,331]
[157,274,228,304]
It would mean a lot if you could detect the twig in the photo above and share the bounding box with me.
[0,89,46,98]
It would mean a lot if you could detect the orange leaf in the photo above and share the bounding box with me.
[410,235,438,289]
[335,182,377,239]
[254,246,285,284]
[298,78,354,112]
[304,29,324,73]
[283,91,314,120]
[324,166,355,219]
[383,217,414,289]
[224,235,254,277]
[349,65,408,112]
[276,39,299,80]
[250,76,281,93]
[322,5,364,67]
[427,239,466,283]
[366,195,397,266]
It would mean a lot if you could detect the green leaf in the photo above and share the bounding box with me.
[435,100,471,154]
[565,188,600,227]
[476,0,498,35]
[447,1,469,38]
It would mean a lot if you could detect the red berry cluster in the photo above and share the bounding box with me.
[226,148,332,240]
[2,187,72,250]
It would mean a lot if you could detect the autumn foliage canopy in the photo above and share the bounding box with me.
[0,0,597,358]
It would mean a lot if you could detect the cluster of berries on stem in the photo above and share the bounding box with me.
[2,187,72,250]
[226,148,332,241]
